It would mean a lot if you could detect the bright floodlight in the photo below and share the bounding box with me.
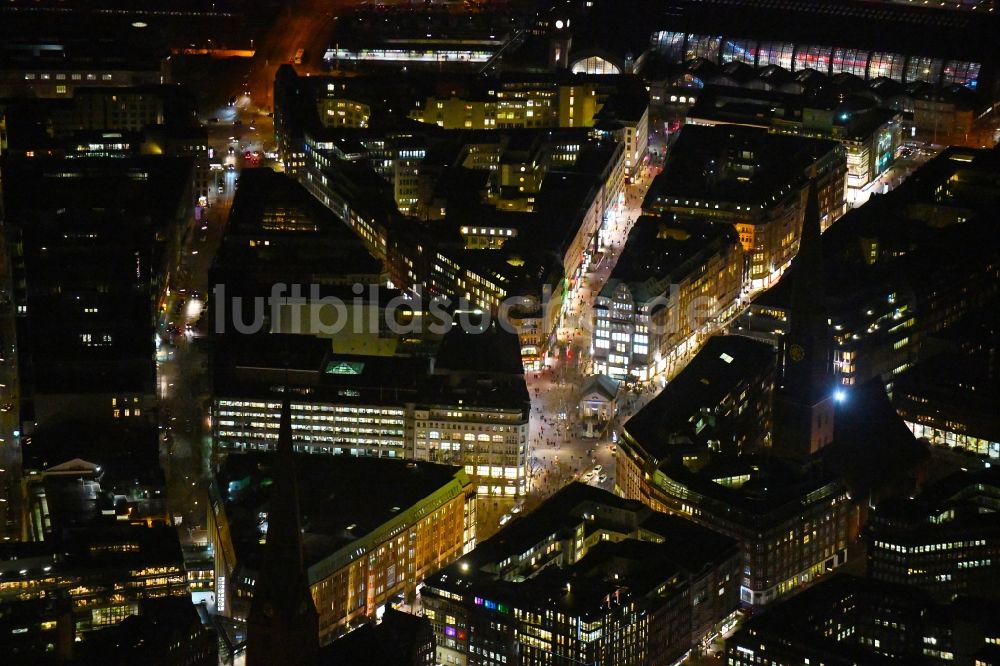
[834,390,847,403]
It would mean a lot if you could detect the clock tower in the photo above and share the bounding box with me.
[773,179,835,456]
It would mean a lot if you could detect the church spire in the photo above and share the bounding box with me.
[784,179,829,396]
[246,394,319,665]
[773,180,836,456]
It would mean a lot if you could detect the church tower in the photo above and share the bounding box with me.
[246,395,319,665]
[773,180,836,456]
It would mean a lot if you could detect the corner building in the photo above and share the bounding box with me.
[618,336,857,606]
[421,484,741,666]
[209,454,476,646]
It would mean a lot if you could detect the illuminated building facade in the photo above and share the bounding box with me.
[408,80,602,130]
[618,336,856,606]
[299,126,626,366]
[322,5,524,67]
[617,447,854,607]
[642,124,846,291]
[893,304,1000,460]
[653,30,985,90]
[647,0,996,98]
[726,574,1000,666]
[421,484,741,666]
[0,34,168,99]
[734,146,1000,388]
[686,87,903,196]
[213,326,530,498]
[592,219,743,381]
[0,550,184,636]
[209,454,476,645]
[867,468,1000,600]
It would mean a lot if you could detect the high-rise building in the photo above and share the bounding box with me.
[421,483,741,666]
[1,156,192,433]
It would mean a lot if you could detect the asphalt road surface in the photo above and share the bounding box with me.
[246,0,352,111]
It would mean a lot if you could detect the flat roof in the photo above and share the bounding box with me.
[216,454,468,573]
[688,85,902,141]
[599,217,738,303]
[623,335,775,457]
[645,124,841,208]
[425,483,738,615]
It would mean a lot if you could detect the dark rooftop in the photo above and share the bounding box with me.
[215,453,469,575]
[320,608,431,666]
[644,124,841,208]
[687,85,902,142]
[425,483,738,617]
[599,217,739,303]
[622,335,775,459]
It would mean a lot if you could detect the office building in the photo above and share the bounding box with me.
[1,156,192,432]
[0,597,74,663]
[208,168,384,336]
[686,86,903,197]
[617,446,853,608]
[642,124,846,291]
[209,444,476,646]
[0,471,187,636]
[322,608,434,666]
[72,597,216,666]
[734,145,1000,388]
[0,31,168,99]
[616,335,776,463]
[592,218,743,381]
[867,468,1000,600]
[299,125,626,364]
[618,332,858,607]
[422,483,741,666]
[213,324,530,498]
[726,574,1000,666]
[0,86,208,199]
[894,304,1000,460]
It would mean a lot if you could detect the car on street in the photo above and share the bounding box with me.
[599,474,608,483]
[593,464,602,473]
